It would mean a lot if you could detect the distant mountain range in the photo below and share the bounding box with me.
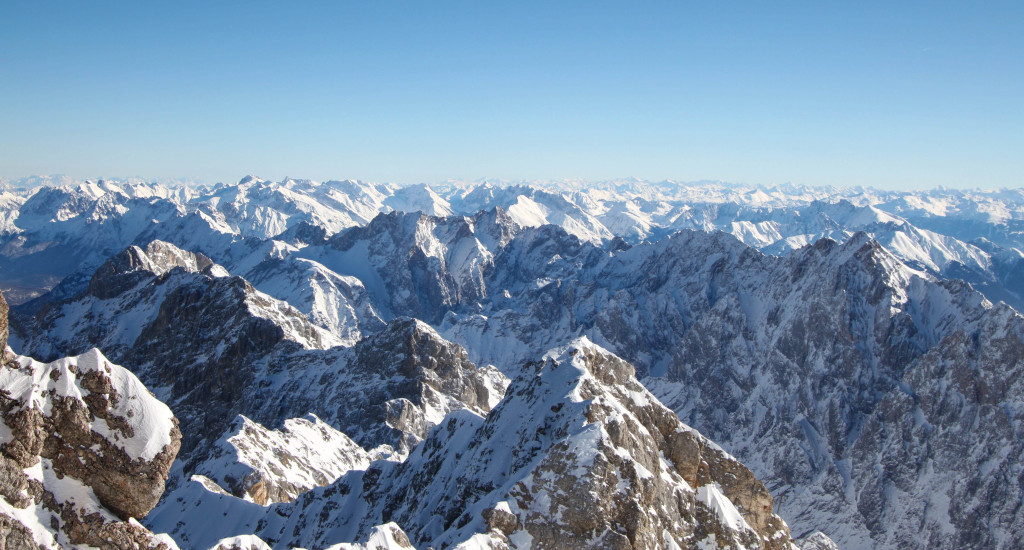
[4,176,1024,309]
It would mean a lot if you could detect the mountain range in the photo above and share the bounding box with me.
[3,176,1024,549]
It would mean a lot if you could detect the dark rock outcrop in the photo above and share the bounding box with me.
[335,317,506,452]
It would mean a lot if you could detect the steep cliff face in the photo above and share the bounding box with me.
[622,235,1024,548]
[150,339,797,550]
[335,317,507,453]
[849,303,1024,548]
[86,239,216,299]
[430,228,1022,547]
[0,340,181,549]
[478,341,795,550]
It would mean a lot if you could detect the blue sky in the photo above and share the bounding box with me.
[1,2,1021,189]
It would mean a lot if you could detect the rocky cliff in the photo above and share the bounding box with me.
[1,291,182,549]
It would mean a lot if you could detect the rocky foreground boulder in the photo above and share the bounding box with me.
[0,334,181,548]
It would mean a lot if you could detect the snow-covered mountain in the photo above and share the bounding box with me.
[10,242,506,485]
[5,176,1024,548]
[2,177,1024,307]
[204,201,1021,546]
[194,414,372,506]
[4,253,801,549]
[5,176,1024,310]
[190,176,397,239]
[148,338,799,550]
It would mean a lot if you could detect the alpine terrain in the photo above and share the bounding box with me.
[3,176,1024,549]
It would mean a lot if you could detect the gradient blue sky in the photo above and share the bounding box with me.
[1,2,1022,189]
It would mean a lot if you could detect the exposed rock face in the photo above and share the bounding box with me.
[0,515,39,550]
[492,343,793,550]
[125,274,336,449]
[0,346,181,549]
[335,317,507,452]
[0,289,8,352]
[153,339,796,549]
[87,239,216,299]
[849,303,1024,548]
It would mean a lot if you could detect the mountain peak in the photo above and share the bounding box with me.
[191,342,795,549]
[541,335,635,388]
[87,240,220,299]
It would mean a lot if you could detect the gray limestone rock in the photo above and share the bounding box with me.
[0,343,180,548]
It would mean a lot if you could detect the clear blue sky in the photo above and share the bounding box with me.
[1,2,1021,189]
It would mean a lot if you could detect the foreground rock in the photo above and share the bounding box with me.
[0,346,181,549]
